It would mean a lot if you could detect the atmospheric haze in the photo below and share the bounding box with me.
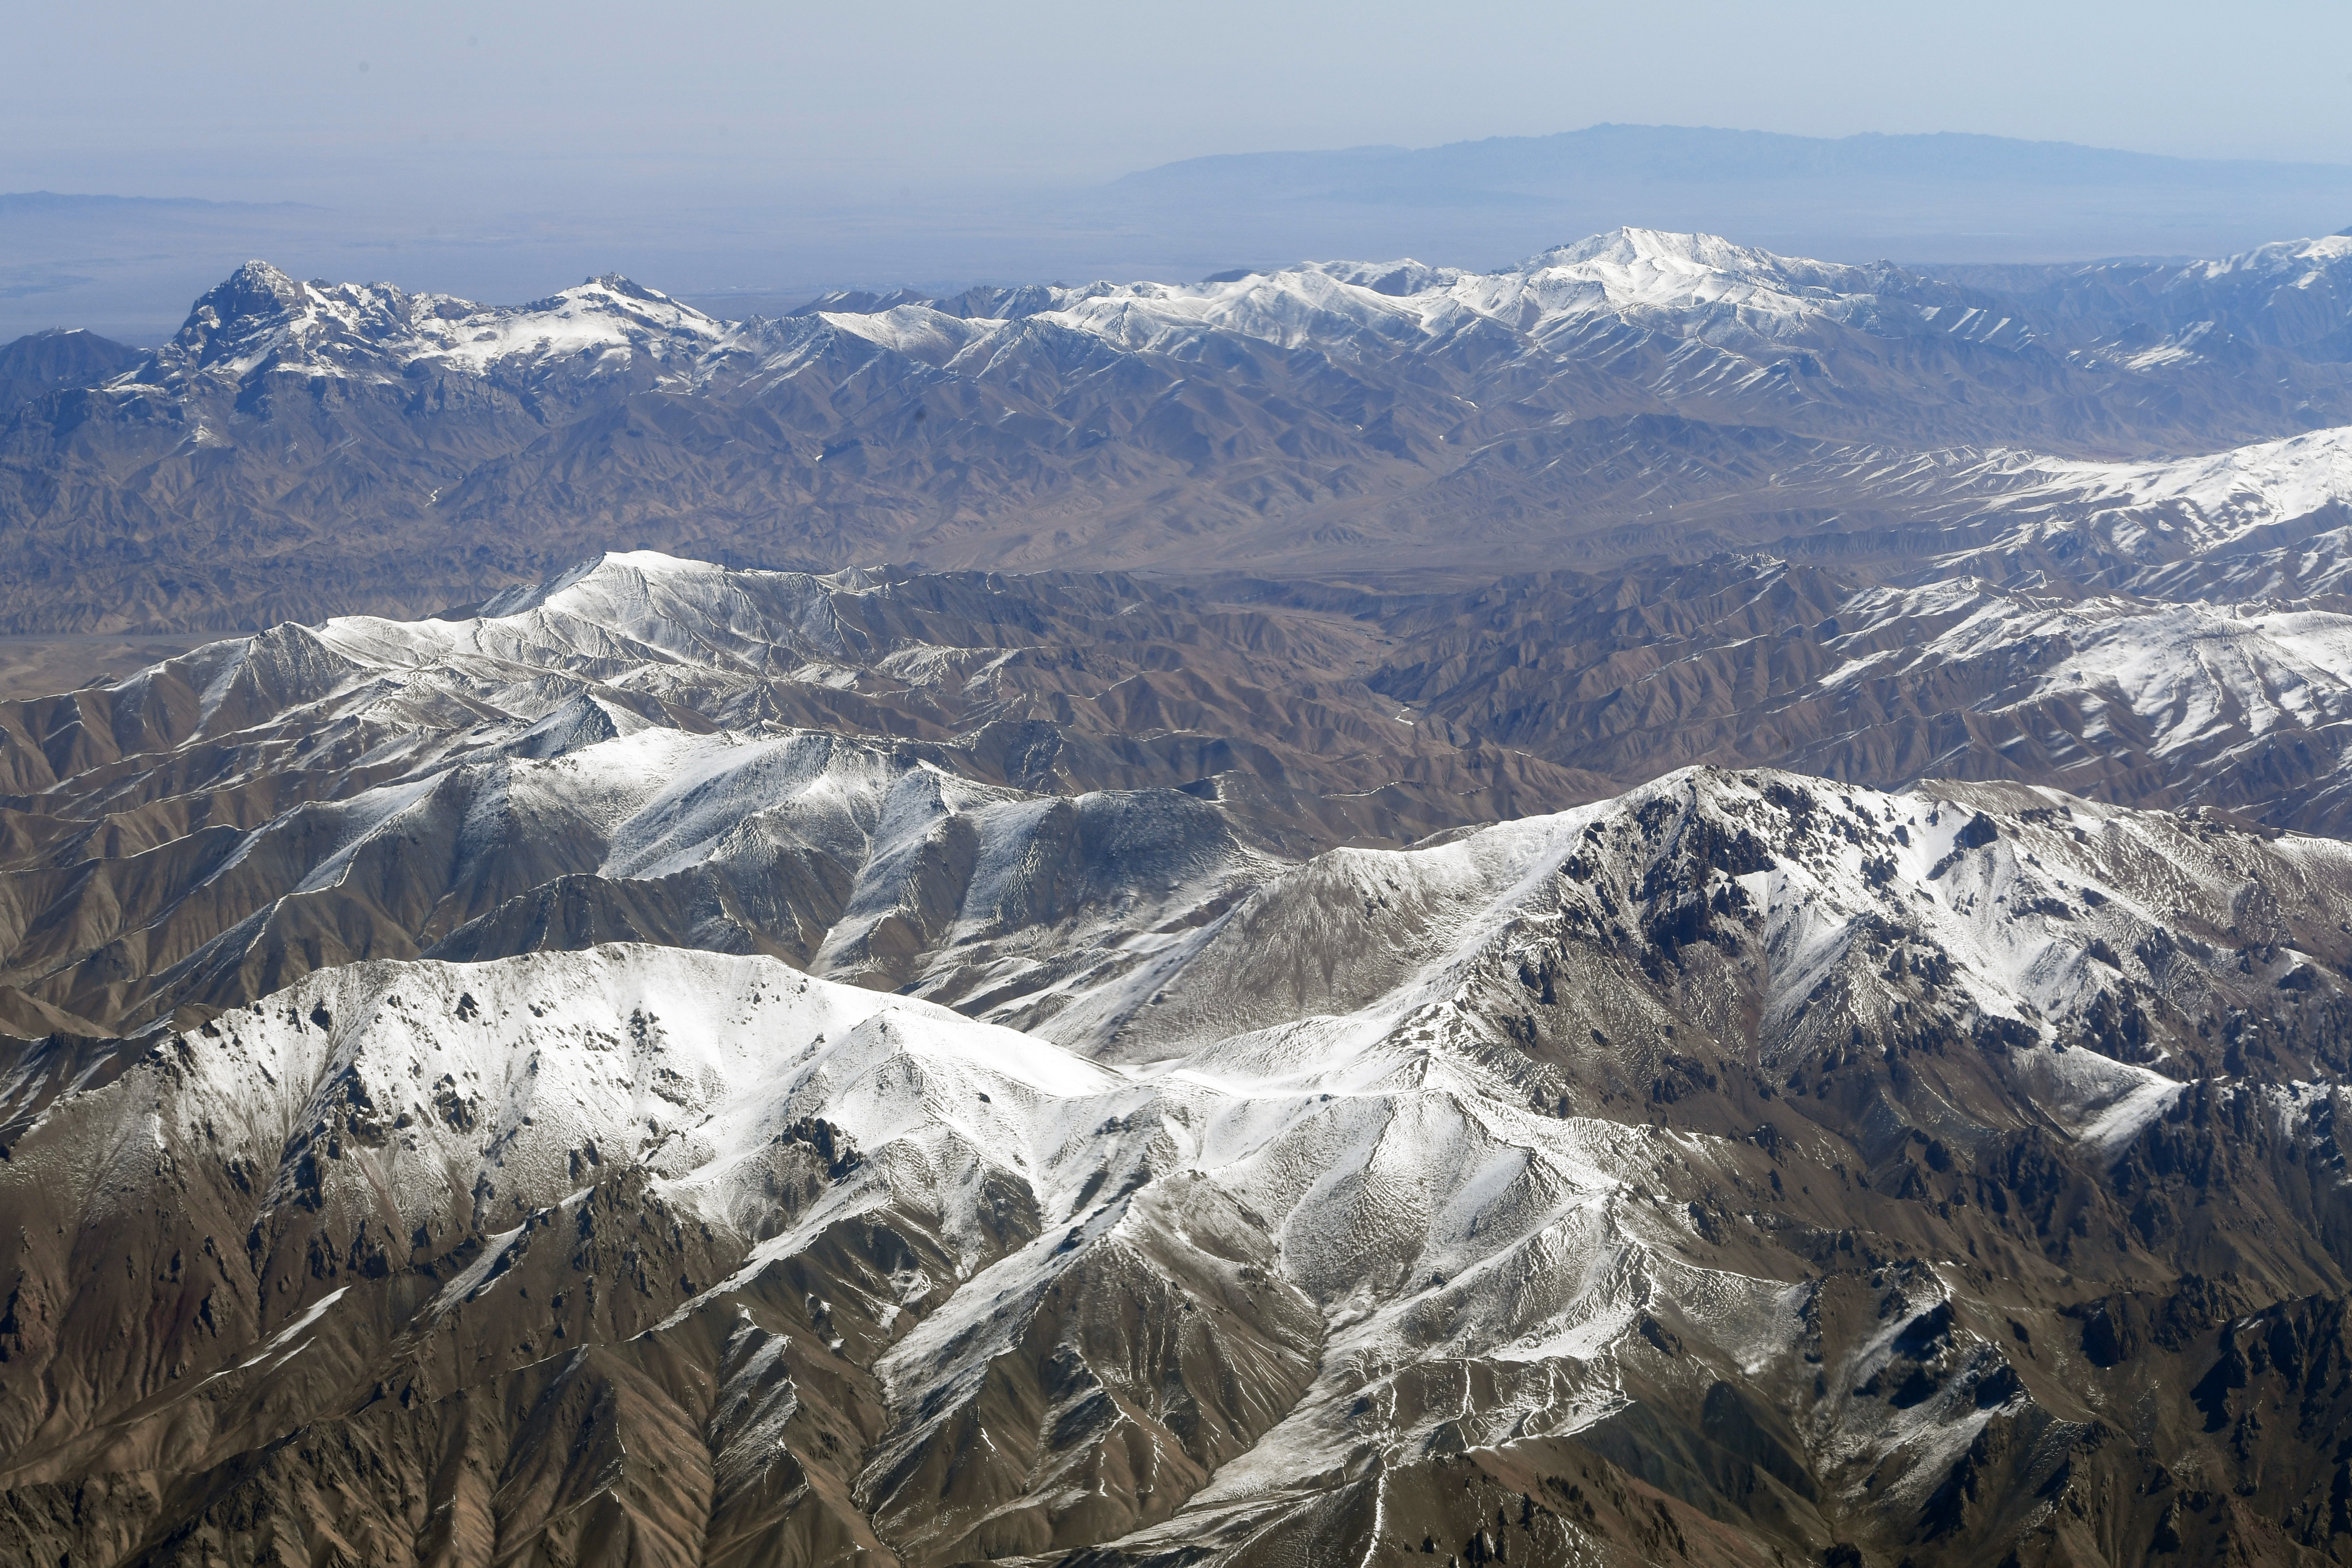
[7,0,2352,341]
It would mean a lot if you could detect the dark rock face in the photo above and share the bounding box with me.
[0,328,143,423]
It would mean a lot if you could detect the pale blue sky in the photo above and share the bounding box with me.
[6,0,2349,206]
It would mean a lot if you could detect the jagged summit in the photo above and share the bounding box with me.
[198,256,310,313]
[125,227,1921,393]
[127,259,729,386]
[1533,225,1785,269]
[583,271,676,302]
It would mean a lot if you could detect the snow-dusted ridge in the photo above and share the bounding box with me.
[118,226,2352,400]
[110,228,2005,399]
[1,940,1710,1554]
[7,757,2352,1562]
[21,218,2352,659]
[1936,424,2352,559]
[124,259,730,390]
[26,542,2352,1049]
[1827,581,2352,767]
[801,227,1979,371]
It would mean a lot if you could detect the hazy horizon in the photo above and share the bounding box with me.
[9,0,2352,342]
[10,0,2352,201]
[12,117,2352,347]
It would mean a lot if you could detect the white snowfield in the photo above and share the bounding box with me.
[1940,425,2352,559]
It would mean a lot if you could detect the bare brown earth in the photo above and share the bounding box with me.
[9,552,2352,1044]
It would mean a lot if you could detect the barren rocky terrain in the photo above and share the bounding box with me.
[9,765,2352,1567]
[8,227,2352,1566]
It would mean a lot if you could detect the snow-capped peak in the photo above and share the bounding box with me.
[1532,226,1788,272]
[2181,231,2352,284]
[132,261,731,387]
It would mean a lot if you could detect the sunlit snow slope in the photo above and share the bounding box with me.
[22,545,2352,1044]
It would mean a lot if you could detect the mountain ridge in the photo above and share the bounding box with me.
[7,226,2352,646]
[15,546,2352,1049]
[7,762,2352,1565]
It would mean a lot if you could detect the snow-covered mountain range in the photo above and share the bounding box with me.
[132,230,2018,390]
[11,226,2352,1567]
[149,264,728,388]
[6,227,2352,640]
[2,549,2352,1565]
[16,546,2352,1042]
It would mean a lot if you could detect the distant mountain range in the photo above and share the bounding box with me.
[1124,123,2352,203]
[3,226,2350,640]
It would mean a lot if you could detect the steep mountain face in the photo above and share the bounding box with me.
[0,552,1620,1037]
[6,770,2352,1568]
[6,229,2352,637]
[1352,559,2352,836]
[1913,425,2352,594]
